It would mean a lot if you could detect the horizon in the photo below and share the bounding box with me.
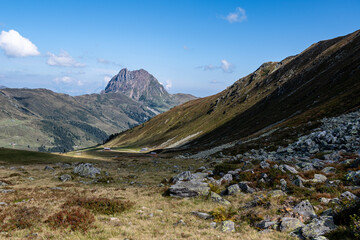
[0,0,360,97]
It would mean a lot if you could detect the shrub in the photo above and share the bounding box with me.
[46,207,95,232]
[350,214,360,239]
[208,183,222,194]
[1,206,41,231]
[64,197,134,215]
[210,206,236,222]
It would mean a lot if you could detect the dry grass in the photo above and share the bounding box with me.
[0,155,296,240]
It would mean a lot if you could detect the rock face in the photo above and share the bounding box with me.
[104,68,196,112]
[73,163,101,178]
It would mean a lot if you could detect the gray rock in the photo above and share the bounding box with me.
[168,180,210,198]
[227,184,241,195]
[321,208,335,217]
[301,216,336,239]
[345,170,360,185]
[44,165,55,171]
[293,200,317,218]
[219,174,233,185]
[59,174,71,182]
[340,191,358,201]
[172,171,192,183]
[260,161,270,169]
[0,189,15,193]
[221,220,235,232]
[173,219,186,226]
[267,190,287,198]
[210,191,231,205]
[238,182,255,193]
[280,179,288,192]
[210,222,217,228]
[279,164,298,174]
[293,176,304,188]
[191,211,213,220]
[279,217,305,232]
[312,174,327,183]
[319,197,331,204]
[73,163,101,178]
[321,167,336,174]
[256,220,276,229]
[0,181,8,186]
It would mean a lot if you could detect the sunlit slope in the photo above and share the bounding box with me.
[106,30,360,151]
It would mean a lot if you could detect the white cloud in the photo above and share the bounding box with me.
[0,30,40,57]
[225,7,247,23]
[221,59,234,73]
[198,59,235,73]
[54,76,73,84]
[97,58,121,67]
[77,80,84,86]
[103,75,112,84]
[165,80,172,90]
[47,51,86,67]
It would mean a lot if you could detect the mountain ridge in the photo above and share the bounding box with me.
[105,29,360,155]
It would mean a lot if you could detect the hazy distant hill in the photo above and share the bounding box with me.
[106,29,360,154]
[0,69,196,152]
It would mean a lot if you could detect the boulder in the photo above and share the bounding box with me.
[279,164,298,174]
[321,167,336,174]
[256,220,277,230]
[293,200,317,219]
[168,180,210,198]
[59,174,71,182]
[301,216,336,239]
[293,176,304,188]
[279,217,305,232]
[73,163,101,178]
[260,161,270,169]
[345,170,360,185]
[227,184,241,195]
[312,174,327,183]
[238,182,255,193]
[172,171,192,183]
[210,192,230,205]
[221,220,235,232]
[340,191,359,201]
[191,211,213,220]
[44,165,55,171]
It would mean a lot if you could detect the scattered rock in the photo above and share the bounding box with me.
[221,220,235,232]
[279,217,305,232]
[191,211,213,220]
[321,167,336,174]
[293,200,317,219]
[238,182,255,193]
[173,219,186,226]
[340,191,359,201]
[44,165,55,171]
[210,192,230,205]
[256,220,277,230]
[279,164,298,174]
[301,216,336,239]
[73,163,101,178]
[312,174,327,183]
[168,180,210,198]
[59,174,71,182]
[227,184,241,195]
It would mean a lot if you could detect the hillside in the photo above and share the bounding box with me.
[106,29,360,154]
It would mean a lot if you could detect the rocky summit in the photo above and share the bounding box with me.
[104,68,196,112]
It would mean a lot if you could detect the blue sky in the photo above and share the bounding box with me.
[0,0,359,97]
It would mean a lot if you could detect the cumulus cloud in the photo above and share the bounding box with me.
[103,75,112,84]
[221,59,234,73]
[198,59,235,73]
[165,80,172,90]
[54,76,84,87]
[47,51,86,67]
[0,30,40,57]
[97,58,121,67]
[225,7,247,23]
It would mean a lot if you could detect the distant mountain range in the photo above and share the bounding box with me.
[0,69,196,152]
[105,29,360,155]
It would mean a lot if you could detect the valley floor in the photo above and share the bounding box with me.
[0,150,293,240]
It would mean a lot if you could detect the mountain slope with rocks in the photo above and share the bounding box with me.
[105,29,360,155]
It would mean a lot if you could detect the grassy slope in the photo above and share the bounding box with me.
[0,89,155,151]
[106,29,360,152]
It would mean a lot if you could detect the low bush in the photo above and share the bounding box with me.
[0,206,41,231]
[64,197,134,215]
[210,206,237,222]
[46,207,95,232]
